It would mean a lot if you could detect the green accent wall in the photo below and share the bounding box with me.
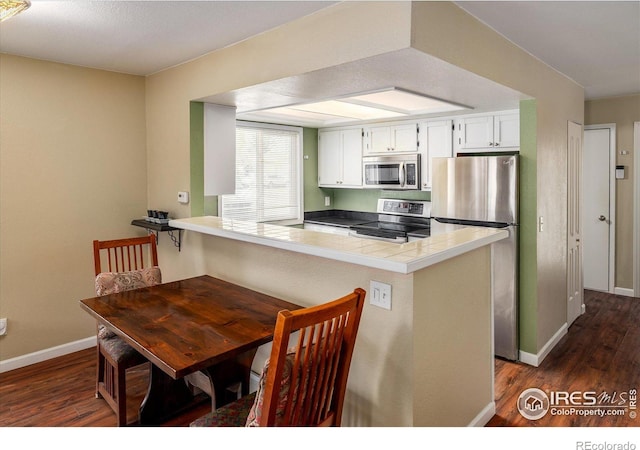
[189,101,205,216]
[332,189,430,212]
[518,99,537,354]
[303,128,332,212]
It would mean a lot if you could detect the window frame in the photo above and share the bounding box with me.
[219,121,304,226]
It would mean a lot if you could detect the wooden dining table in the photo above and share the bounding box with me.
[79,274,301,425]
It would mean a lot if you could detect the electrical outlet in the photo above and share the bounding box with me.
[324,196,331,207]
[370,281,392,310]
[0,318,7,336]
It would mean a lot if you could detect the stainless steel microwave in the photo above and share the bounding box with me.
[362,154,420,190]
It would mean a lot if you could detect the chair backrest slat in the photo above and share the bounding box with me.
[93,235,158,276]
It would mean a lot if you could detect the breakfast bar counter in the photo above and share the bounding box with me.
[165,215,506,427]
[169,216,507,274]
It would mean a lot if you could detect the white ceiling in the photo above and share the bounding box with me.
[0,0,638,104]
[455,1,640,100]
[0,0,336,75]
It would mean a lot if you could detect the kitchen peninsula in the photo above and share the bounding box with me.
[170,216,507,426]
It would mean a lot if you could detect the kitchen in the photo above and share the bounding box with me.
[195,84,522,358]
[165,87,521,425]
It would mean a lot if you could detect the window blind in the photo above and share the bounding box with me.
[221,123,302,223]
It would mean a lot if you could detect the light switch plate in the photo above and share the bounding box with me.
[370,280,392,310]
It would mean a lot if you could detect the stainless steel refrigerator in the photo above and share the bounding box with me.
[431,155,519,360]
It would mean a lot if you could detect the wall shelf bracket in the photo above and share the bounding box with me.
[131,219,182,251]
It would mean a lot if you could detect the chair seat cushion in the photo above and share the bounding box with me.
[190,392,257,427]
[99,334,146,365]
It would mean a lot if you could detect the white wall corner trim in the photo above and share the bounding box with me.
[518,323,568,367]
[0,336,96,374]
[467,401,496,427]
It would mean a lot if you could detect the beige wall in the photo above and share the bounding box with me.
[413,246,492,426]
[0,54,147,360]
[585,94,640,289]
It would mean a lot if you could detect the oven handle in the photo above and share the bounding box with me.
[348,231,407,243]
[399,161,405,187]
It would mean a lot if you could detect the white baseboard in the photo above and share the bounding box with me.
[614,287,636,298]
[468,401,496,427]
[0,336,96,374]
[518,323,568,367]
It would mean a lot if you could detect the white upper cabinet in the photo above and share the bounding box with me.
[418,119,453,191]
[455,111,519,152]
[204,103,237,195]
[318,128,363,188]
[363,123,418,155]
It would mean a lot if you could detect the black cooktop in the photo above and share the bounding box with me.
[350,216,431,239]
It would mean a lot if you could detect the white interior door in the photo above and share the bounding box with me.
[583,125,616,292]
[567,121,583,326]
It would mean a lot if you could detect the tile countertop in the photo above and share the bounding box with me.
[169,216,508,275]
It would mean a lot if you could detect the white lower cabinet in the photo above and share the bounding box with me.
[418,119,453,191]
[318,128,363,188]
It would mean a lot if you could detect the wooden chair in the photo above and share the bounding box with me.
[93,235,160,426]
[190,287,366,427]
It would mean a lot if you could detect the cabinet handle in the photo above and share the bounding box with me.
[495,142,500,147]
[489,142,494,146]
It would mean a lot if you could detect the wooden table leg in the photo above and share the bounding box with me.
[138,364,199,425]
[138,349,258,425]
[203,349,258,407]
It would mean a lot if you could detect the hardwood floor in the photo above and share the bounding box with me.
[0,289,638,427]
[488,289,639,427]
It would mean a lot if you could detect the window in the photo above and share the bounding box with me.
[220,122,303,225]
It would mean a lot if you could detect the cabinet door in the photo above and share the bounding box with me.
[204,103,237,195]
[458,116,494,149]
[494,113,520,148]
[340,128,363,187]
[419,120,452,190]
[365,125,391,154]
[318,130,342,186]
[392,123,418,152]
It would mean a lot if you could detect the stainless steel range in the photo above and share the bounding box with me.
[349,199,431,243]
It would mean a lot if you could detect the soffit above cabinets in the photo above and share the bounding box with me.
[200,48,530,128]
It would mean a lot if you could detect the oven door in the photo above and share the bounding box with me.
[362,155,420,189]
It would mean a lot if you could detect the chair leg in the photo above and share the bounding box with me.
[115,364,128,427]
[96,348,128,426]
[96,346,104,399]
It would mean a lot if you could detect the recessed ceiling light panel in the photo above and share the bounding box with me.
[346,88,469,115]
[291,100,405,121]
[241,87,470,127]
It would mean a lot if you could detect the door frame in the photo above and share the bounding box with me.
[634,122,640,297]
[584,124,617,294]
